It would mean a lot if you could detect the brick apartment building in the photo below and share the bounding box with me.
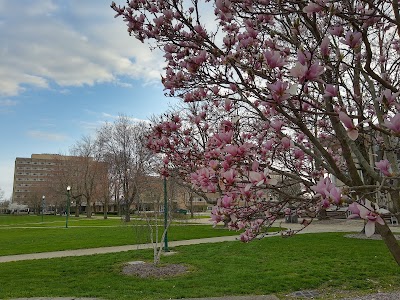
[12,154,108,214]
[13,154,68,203]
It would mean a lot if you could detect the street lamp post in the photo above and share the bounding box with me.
[163,176,169,252]
[41,195,45,222]
[66,186,71,228]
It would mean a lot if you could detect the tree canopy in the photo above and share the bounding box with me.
[112,0,400,264]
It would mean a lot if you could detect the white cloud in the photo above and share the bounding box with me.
[0,160,15,200]
[0,0,166,97]
[27,130,68,142]
[101,112,117,119]
[0,99,17,106]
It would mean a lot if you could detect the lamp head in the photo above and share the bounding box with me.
[67,186,71,191]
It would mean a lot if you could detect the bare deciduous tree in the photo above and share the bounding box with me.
[97,115,155,222]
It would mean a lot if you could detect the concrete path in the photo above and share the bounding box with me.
[9,297,278,300]
[0,236,239,263]
[1,218,399,263]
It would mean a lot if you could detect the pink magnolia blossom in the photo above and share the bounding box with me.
[248,171,265,186]
[248,169,278,188]
[264,139,274,150]
[220,195,234,208]
[348,202,360,217]
[251,161,259,171]
[303,3,323,15]
[338,111,358,140]
[323,84,338,97]
[294,148,305,160]
[281,137,292,149]
[216,131,233,144]
[270,120,284,131]
[297,49,311,65]
[320,37,330,56]
[209,160,219,170]
[375,159,393,177]
[311,177,342,206]
[341,31,362,48]
[191,167,216,192]
[263,50,286,68]
[329,187,342,204]
[224,99,233,111]
[267,80,296,103]
[289,62,325,83]
[225,144,239,156]
[328,25,344,36]
[348,200,385,237]
[211,206,223,225]
[378,89,400,107]
[222,169,238,185]
[384,113,400,133]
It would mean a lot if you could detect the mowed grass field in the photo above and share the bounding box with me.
[0,232,399,300]
[0,214,244,256]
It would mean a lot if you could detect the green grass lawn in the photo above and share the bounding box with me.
[0,233,398,300]
[0,214,154,227]
[0,214,207,227]
[0,224,243,256]
[0,215,282,256]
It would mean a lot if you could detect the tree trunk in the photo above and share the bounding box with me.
[103,196,108,220]
[190,196,194,219]
[376,222,400,266]
[86,197,92,218]
[124,199,131,222]
[75,200,80,217]
[317,208,328,220]
[103,204,108,220]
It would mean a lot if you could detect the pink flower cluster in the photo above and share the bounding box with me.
[311,177,342,208]
[348,200,385,237]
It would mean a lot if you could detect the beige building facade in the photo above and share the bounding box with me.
[12,154,70,204]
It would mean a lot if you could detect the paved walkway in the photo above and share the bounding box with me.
[3,219,400,300]
[0,236,239,263]
[1,218,399,263]
[9,297,278,300]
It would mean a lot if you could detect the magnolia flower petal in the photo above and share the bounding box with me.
[365,221,376,237]
[347,129,359,140]
[339,111,353,129]
[377,216,385,226]
[348,213,360,219]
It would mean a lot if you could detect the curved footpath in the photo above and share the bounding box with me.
[1,218,399,263]
[3,219,400,300]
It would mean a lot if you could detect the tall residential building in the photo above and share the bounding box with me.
[12,154,108,213]
[12,154,69,203]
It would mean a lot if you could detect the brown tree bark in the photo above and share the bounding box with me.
[376,222,400,266]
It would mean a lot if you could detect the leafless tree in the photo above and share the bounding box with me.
[97,115,156,222]
[70,135,107,218]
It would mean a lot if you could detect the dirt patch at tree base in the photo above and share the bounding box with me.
[345,233,400,240]
[122,261,189,278]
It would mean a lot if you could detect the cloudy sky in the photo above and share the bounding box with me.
[0,0,179,199]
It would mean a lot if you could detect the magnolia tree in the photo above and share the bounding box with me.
[112,0,400,264]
